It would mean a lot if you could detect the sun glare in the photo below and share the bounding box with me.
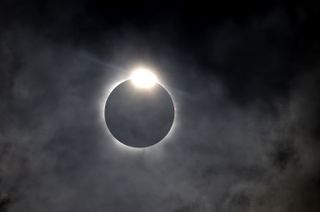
[130,67,158,88]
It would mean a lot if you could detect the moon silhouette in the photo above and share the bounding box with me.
[105,80,175,148]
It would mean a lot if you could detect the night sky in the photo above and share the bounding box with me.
[1,1,320,211]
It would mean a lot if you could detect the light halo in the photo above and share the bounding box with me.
[130,67,158,89]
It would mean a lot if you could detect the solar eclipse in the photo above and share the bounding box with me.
[104,68,175,148]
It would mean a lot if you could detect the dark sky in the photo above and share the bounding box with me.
[1,1,320,212]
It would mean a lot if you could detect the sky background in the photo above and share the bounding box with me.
[1,1,320,211]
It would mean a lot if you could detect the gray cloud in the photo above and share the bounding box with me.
[1,10,320,212]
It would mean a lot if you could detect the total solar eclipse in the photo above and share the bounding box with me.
[104,68,175,148]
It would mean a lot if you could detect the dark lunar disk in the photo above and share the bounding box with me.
[105,80,175,148]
